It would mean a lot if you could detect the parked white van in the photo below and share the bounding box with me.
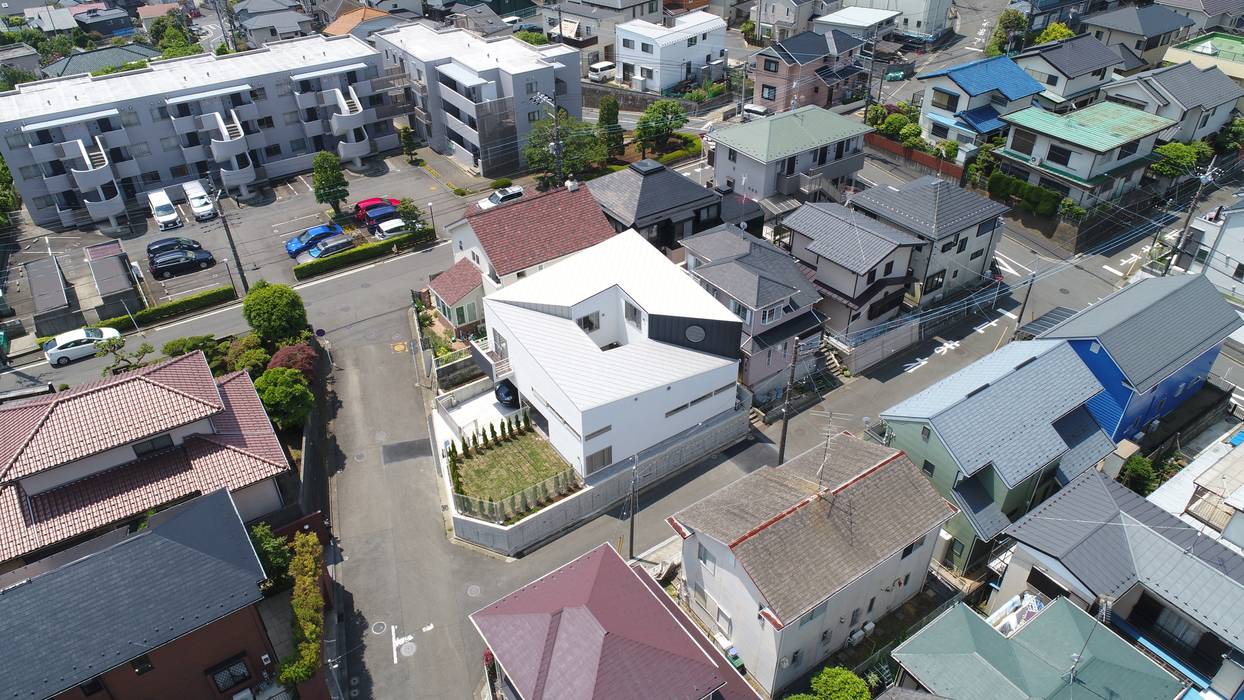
[147,188,182,231]
[588,61,616,83]
[181,180,216,221]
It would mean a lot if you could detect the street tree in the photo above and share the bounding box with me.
[311,151,350,213]
[395,197,423,225]
[242,283,309,343]
[1151,140,1213,179]
[254,367,315,431]
[398,125,420,163]
[809,667,870,700]
[522,109,606,183]
[1034,21,1074,44]
[985,9,1028,56]
[597,94,625,158]
[95,336,155,376]
[634,99,688,156]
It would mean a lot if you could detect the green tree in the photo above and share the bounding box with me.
[95,337,155,376]
[92,60,148,76]
[634,99,688,156]
[739,19,757,44]
[242,283,309,343]
[1214,117,1244,153]
[985,9,1028,56]
[249,522,292,590]
[214,42,230,55]
[522,109,606,182]
[311,151,350,213]
[900,122,924,148]
[0,65,35,90]
[395,197,423,225]
[879,113,909,138]
[809,666,870,700]
[1120,455,1156,495]
[597,94,624,158]
[1034,21,1074,44]
[255,367,315,430]
[515,30,547,45]
[939,140,959,161]
[1150,141,1212,179]
[864,104,888,127]
[398,125,420,163]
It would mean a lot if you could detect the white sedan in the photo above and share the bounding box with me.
[43,327,121,366]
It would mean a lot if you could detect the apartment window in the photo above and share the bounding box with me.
[867,597,876,613]
[208,656,251,693]
[624,300,642,327]
[930,123,949,139]
[528,111,540,123]
[930,88,959,112]
[921,460,935,476]
[160,136,178,151]
[32,195,54,208]
[666,403,688,418]
[1010,128,1037,156]
[850,608,861,626]
[575,311,600,332]
[133,434,174,458]
[278,81,292,95]
[641,42,653,53]
[131,655,153,675]
[648,0,656,10]
[1046,144,1072,166]
[78,679,104,696]
[761,84,776,100]
[150,106,169,121]
[585,446,613,474]
[284,111,299,125]
[290,138,307,153]
[264,144,281,158]
[250,87,267,101]
[170,164,188,177]
[142,170,161,183]
[901,534,926,559]
[727,148,737,162]
[121,110,140,127]
[761,306,779,324]
[622,38,634,48]
[800,600,828,627]
[526,81,537,95]
[687,36,697,47]
[1116,140,1139,160]
[970,248,984,260]
[585,425,611,441]
[18,164,39,179]
[640,67,653,79]
[5,132,26,148]
[257,116,274,129]
[127,141,146,159]
[698,542,717,574]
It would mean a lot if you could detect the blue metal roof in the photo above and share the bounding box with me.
[958,104,1007,133]
[920,56,1044,100]
[924,110,969,131]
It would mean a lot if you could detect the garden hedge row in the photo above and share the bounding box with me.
[292,228,436,280]
[657,134,703,165]
[96,285,238,332]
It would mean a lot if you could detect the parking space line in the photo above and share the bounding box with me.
[272,214,320,232]
[994,251,1033,273]
[1102,264,1124,277]
[285,182,298,196]
[999,309,1018,320]
[297,175,310,191]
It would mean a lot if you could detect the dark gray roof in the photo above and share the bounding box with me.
[42,43,162,77]
[1111,43,1148,71]
[1007,469,1244,647]
[850,176,1010,241]
[0,42,37,60]
[88,252,133,297]
[1017,33,1122,78]
[1017,305,1076,339]
[883,340,1114,490]
[762,28,862,65]
[241,8,311,30]
[1139,61,1244,109]
[683,224,819,309]
[1156,0,1241,18]
[234,0,301,13]
[877,690,948,700]
[951,477,1012,541]
[1080,4,1194,37]
[783,201,922,275]
[23,256,68,314]
[0,490,265,699]
[586,159,718,228]
[452,3,509,35]
[1040,274,1243,394]
[674,433,953,624]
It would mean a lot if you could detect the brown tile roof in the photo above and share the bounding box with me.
[0,359,288,564]
[137,3,178,17]
[0,353,224,482]
[470,543,737,700]
[464,186,618,277]
[322,6,390,34]
[428,257,482,307]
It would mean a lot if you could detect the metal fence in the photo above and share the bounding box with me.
[452,467,582,524]
[434,347,471,368]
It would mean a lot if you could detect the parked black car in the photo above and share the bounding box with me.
[149,249,215,279]
[146,237,202,258]
[494,379,519,408]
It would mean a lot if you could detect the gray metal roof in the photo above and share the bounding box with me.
[683,224,820,309]
[1017,33,1122,78]
[762,29,862,65]
[1080,4,1194,36]
[951,477,1012,541]
[241,8,311,31]
[87,251,133,297]
[1138,61,1244,110]
[783,201,922,275]
[43,43,163,78]
[586,159,718,228]
[1007,469,1244,649]
[883,340,1113,489]
[849,176,1010,241]
[673,433,954,624]
[23,256,68,314]
[1156,0,1241,18]
[1017,305,1076,339]
[0,490,265,699]
[1111,43,1148,71]
[1039,274,1243,394]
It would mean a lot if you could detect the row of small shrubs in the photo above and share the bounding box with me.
[987,171,1062,217]
[656,133,702,165]
[292,227,436,280]
[278,531,324,686]
[489,177,512,189]
[93,285,237,333]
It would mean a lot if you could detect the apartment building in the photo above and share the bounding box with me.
[615,11,726,92]
[0,34,401,229]
[842,0,951,41]
[374,23,581,177]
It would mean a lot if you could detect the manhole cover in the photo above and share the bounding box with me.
[371,622,386,635]
[400,642,417,657]
[375,430,389,442]
[354,452,366,462]
[466,584,481,597]
[382,439,430,464]
[1059,288,1070,294]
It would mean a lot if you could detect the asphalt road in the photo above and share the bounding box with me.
[878,0,1011,106]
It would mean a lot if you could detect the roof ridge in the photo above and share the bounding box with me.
[0,403,57,482]
[190,434,288,471]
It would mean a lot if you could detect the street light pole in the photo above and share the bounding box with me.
[1011,271,1037,340]
[426,201,436,234]
[776,340,802,464]
[628,458,638,560]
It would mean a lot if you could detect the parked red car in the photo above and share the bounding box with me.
[352,197,400,222]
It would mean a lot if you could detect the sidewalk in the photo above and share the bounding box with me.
[416,147,493,193]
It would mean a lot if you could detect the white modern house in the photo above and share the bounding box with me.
[0,34,400,229]
[1183,200,1244,291]
[1100,61,1244,144]
[842,0,950,41]
[373,23,581,177]
[476,230,743,479]
[1154,0,1243,33]
[615,11,726,92]
[669,432,955,696]
[812,6,899,40]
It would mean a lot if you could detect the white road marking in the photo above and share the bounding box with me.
[285,182,298,196]
[994,256,1018,277]
[272,213,321,231]
[391,624,398,665]
[903,357,928,373]
[421,623,434,632]
[1119,253,1139,266]
[994,250,1033,273]
[297,175,311,190]
[1000,309,1018,320]
[974,319,999,334]
[858,176,877,187]
[1102,264,1124,276]
[964,47,984,52]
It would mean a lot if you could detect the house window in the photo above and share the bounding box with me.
[941,239,956,253]
[867,597,876,613]
[1046,144,1072,166]
[930,123,949,139]
[1010,128,1037,155]
[687,36,697,47]
[641,42,653,53]
[727,148,737,162]
[930,88,959,112]
[585,446,612,474]
[920,426,930,441]
[528,111,540,123]
[791,649,802,667]
[640,67,654,79]
[78,679,104,696]
[867,269,877,284]
[693,582,706,607]
[925,270,945,293]
[208,656,251,692]
[903,572,910,586]
[970,248,984,260]
[131,655,154,675]
[989,92,1008,107]
[585,425,611,441]
[902,534,926,558]
[764,58,779,72]
[1045,73,1059,86]
[132,434,174,458]
[576,311,599,332]
[1233,263,1244,281]
[977,220,994,237]
[761,84,776,100]
[1199,111,1212,129]
[698,542,717,574]
[624,300,642,328]
[622,38,634,48]
[1116,140,1139,160]
[800,600,828,627]
[950,538,964,559]
[884,260,894,276]
[922,460,935,476]
[648,0,656,10]
[716,607,733,636]
[850,608,861,626]
[761,306,780,324]
[666,403,689,418]
[957,238,967,254]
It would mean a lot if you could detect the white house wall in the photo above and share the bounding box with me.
[234,477,283,521]
[987,543,1096,613]
[844,0,949,38]
[615,23,725,92]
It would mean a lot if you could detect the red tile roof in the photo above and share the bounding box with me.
[470,543,734,700]
[0,359,288,564]
[0,353,224,482]
[464,186,617,277]
[428,257,483,307]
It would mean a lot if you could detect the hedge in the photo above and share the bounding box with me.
[987,171,1061,217]
[278,531,324,685]
[657,133,703,165]
[292,228,436,280]
[95,285,238,332]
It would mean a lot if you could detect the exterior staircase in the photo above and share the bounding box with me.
[224,119,243,140]
[86,147,107,169]
[343,96,360,114]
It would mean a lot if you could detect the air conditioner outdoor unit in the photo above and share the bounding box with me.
[847,629,866,647]
[863,621,877,635]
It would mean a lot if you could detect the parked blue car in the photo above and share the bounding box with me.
[285,224,344,258]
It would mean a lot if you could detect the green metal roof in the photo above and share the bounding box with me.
[891,598,1184,700]
[710,105,873,163]
[1001,102,1177,153]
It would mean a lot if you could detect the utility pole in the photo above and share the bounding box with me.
[1166,155,1220,276]
[208,0,234,51]
[776,340,802,464]
[214,191,248,293]
[1010,271,1036,340]
[628,458,637,559]
[532,92,563,184]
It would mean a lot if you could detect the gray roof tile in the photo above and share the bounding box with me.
[1039,274,1243,393]
[762,28,862,64]
[1080,4,1194,36]
[850,176,1010,241]
[1156,0,1241,18]
[1017,33,1122,78]
[783,201,922,274]
[1135,61,1244,109]
[683,224,820,308]
[586,159,718,228]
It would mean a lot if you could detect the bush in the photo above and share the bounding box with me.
[809,666,870,700]
[683,87,708,102]
[489,177,512,189]
[879,113,909,138]
[250,522,292,591]
[162,334,219,358]
[1120,455,1156,496]
[865,104,887,127]
[292,228,436,280]
[1059,197,1087,219]
[243,284,308,344]
[899,123,924,148]
[255,367,315,431]
[269,342,317,382]
[988,170,1014,199]
[656,133,702,165]
[939,140,958,161]
[453,187,468,196]
[94,285,236,332]
[278,531,324,685]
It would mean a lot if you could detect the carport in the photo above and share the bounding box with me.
[24,256,85,337]
[84,241,142,323]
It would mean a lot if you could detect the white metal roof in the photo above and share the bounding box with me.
[617,11,727,46]
[374,21,578,74]
[814,6,901,27]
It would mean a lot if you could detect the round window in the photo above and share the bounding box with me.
[685,325,706,342]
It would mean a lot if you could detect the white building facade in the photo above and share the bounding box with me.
[842,0,950,41]
[615,11,726,92]
[0,34,400,229]
[374,23,581,177]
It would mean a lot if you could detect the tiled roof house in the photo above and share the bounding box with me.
[0,351,289,570]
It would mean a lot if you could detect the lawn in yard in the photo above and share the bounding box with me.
[454,430,572,502]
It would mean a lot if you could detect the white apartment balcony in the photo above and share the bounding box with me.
[294,87,320,110]
[300,117,327,138]
[68,138,115,192]
[337,133,371,161]
[172,111,199,135]
[207,111,248,162]
[445,111,479,141]
[43,171,72,192]
[97,129,129,149]
[29,140,62,163]
[112,158,140,181]
[182,141,210,162]
[220,155,257,189]
[83,186,124,221]
[437,81,480,119]
[329,86,368,137]
[233,100,258,123]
